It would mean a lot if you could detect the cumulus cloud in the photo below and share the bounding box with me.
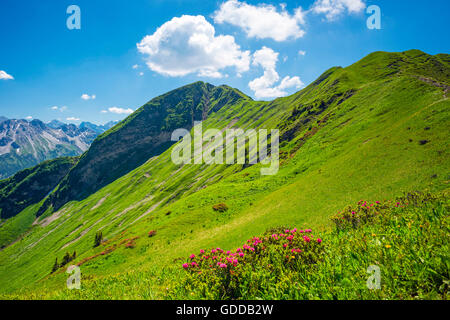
[298,50,306,56]
[66,117,80,121]
[137,15,250,78]
[107,107,134,115]
[0,70,14,80]
[214,0,306,41]
[132,64,139,69]
[248,47,303,99]
[25,116,33,120]
[311,0,366,20]
[81,93,96,100]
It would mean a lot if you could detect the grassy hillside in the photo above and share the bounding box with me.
[0,157,78,221]
[167,191,448,300]
[0,50,448,299]
[41,82,252,214]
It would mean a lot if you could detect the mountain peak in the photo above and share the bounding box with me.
[40,82,253,213]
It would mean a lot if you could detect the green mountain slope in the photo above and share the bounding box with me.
[0,157,78,220]
[0,50,448,298]
[40,82,252,214]
[0,157,78,247]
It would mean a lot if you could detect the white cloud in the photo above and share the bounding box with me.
[248,47,303,99]
[66,117,80,121]
[25,116,33,120]
[81,94,96,100]
[100,110,108,114]
[0,70,14,80]
[137,15,250,78]
[51,106,68,112]
[108,107,134,115]
[311,0,366,20]
[139,72,144,76]
[277,76,303,90]
[132,64,139,69]
[213,0,306,41]
[298,50,306,56]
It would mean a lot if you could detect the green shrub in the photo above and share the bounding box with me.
[212,203,229,212]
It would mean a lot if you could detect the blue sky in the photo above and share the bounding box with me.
[0,0,449,125]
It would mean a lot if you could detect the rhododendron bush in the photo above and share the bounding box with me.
[176,227,324,299]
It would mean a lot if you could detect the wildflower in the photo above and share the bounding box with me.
[317,238,322,244]
[303,236,311,242]
[219,263,227,268]
[189,254,195,259]
[200,249,205,254]
[238,252,244,257]
[226,250,231,255]
[182,263,189,269]
[283,243,288,248]
[385,244,391,249]
[191,262,198,267]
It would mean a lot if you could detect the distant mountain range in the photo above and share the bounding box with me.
[0,118,119,179]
